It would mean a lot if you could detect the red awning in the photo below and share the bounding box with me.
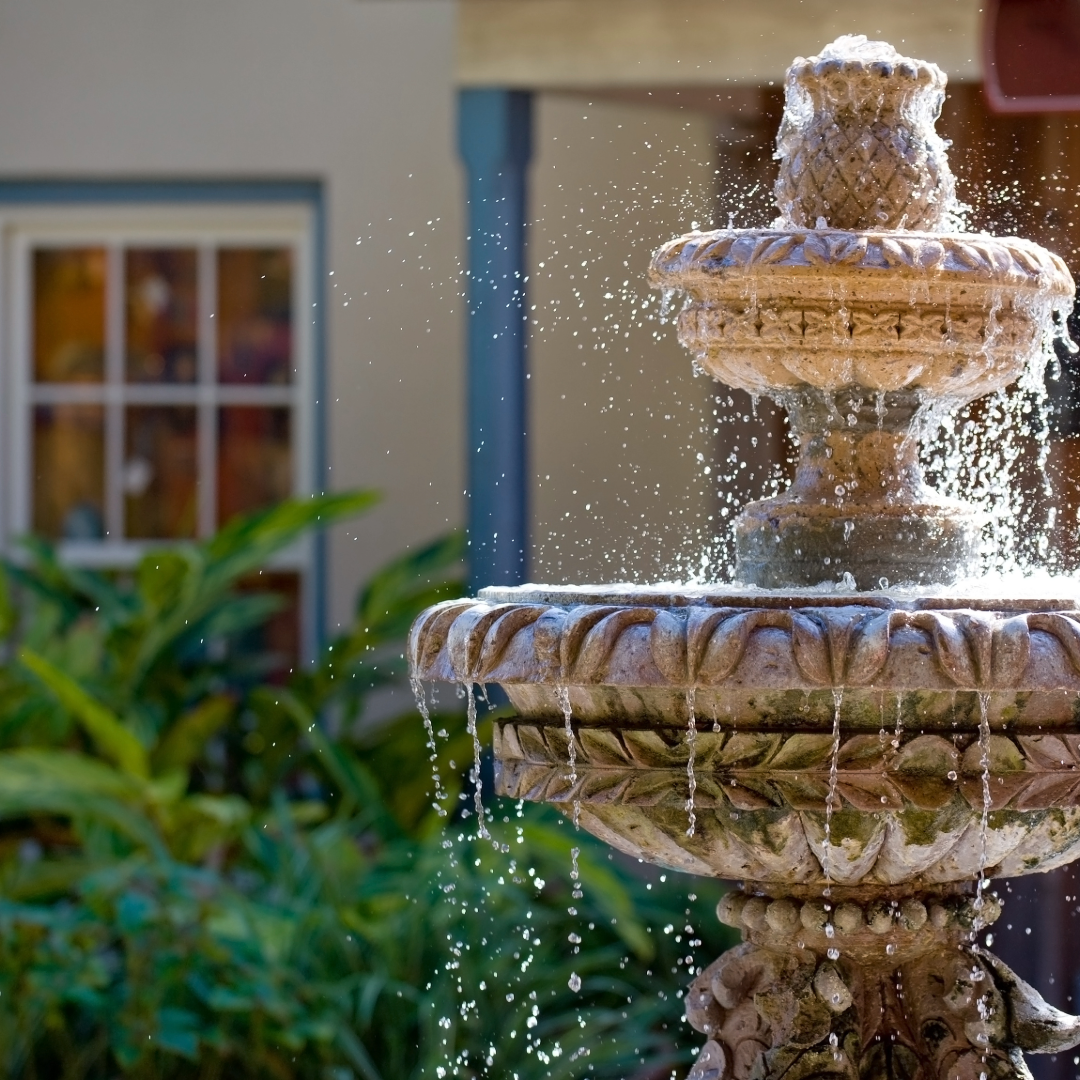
[984,0,1080,112]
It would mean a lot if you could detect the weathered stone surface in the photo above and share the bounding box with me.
[411,590,1080,696]
[495,731,1080,883]
[775,37,954,233]
[687,887,1080,1080]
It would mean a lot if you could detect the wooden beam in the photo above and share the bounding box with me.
[458,0,982,89]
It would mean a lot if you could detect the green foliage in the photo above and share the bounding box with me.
[0,495,734,1079]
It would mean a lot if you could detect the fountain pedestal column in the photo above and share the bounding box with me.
[734,389,979,589]
[688,888,1080,1080]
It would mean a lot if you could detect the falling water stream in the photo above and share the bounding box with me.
[685,688,698,837]
[556,685,582,827]
[556,684,576,785]
[412,673,448,816]
[464,683,490,841]
[975,692,994,926]
[822,689,844,903]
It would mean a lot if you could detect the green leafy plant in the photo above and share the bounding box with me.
[0,495,734,1079]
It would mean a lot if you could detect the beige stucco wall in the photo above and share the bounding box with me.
[530,94,729,584]
[0,0,465,631]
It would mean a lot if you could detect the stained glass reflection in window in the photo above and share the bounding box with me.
[34,249,106,383]
[33,404,105,539]
[217,249,292,385]
[126,249,197,383]
[124,406,198,538]
[217,406,292,523]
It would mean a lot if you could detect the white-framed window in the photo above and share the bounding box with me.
[0,200,319,655]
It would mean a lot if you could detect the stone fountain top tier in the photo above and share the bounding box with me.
[648,35,1073,589]
[774,35,954,233]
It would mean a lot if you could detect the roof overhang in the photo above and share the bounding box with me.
[457,0,983,91]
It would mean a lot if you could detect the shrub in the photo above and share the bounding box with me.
[0,496,734,1079]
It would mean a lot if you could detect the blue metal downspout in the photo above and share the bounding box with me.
[457,90,533,594]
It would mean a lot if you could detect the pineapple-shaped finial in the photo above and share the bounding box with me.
[774,35,955,232]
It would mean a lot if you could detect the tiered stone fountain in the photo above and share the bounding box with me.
[410,36,1080,1080]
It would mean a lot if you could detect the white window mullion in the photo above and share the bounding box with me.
[105,244,125,542]
[197,244,218,538]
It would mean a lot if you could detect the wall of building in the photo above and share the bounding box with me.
[459,0,983,89]
[528,92,788,585]
[0,0,465,629]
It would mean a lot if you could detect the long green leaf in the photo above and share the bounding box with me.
[0,749,163,854]
[335,1024,385,1080]
[152,695,234,774]
[129,491,379,690]
[206,491,380,588]
[19,647,149,779]
[355,530,465,639]
[270,689,399,838]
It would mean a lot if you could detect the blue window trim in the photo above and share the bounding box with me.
[0,178,329,648]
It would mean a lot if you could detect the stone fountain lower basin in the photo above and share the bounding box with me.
[411,586,1080,1080]
[411,586,1080,888]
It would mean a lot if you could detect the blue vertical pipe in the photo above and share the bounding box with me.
[458,89,533,592]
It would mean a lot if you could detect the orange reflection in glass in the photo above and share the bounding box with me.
[217,248,292,385]
[126,249,198,383]
[124,406,198,539]
[33,404,105,539]
[217,406,292,524]
[34,249,106,383]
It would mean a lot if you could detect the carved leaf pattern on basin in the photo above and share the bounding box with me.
[649,229,1072,286]
[495,722,1080,814]
[408,598,1080,691]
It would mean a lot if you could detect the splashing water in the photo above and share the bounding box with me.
[412,674,448,816]
[974,692,993,929]
[464,684,490,841]
[685,687,698,837]
[822,689,843,902]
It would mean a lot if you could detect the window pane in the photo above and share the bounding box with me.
[33,248,106,383]
[124,406,198,539]
[217,406,292,523]
[217,248,292,385]
[126,249,197,383]
[236,571,301,674]
[33,404,105,538]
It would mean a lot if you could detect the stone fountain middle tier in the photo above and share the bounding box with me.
[411,35,1080,1080]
